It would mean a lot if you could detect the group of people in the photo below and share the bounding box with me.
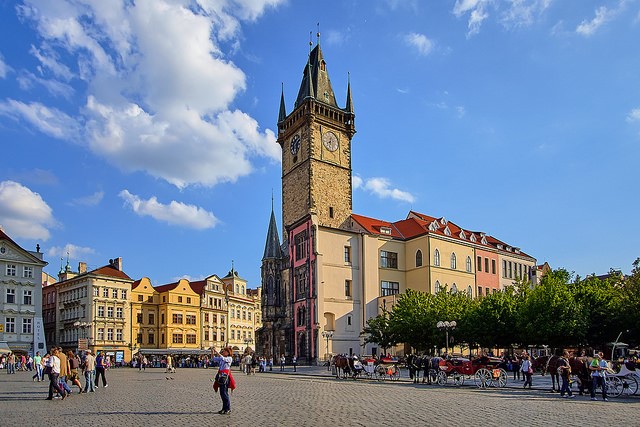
[0,352,34,373]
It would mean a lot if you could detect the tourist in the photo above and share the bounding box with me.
[46,348,67,400]
[83,350,96,392]
[67,351,83,393]
[95,351,108,387]
[590,352,608,401]
[57,347,73,395]
[280,354,285,371]
[211,347,236,415]
[32,351,43,381]
[243,352,252,375]
[521,354,533,389]
[558,351,574,398]
[292,354,297,372]
[268,356,273,371]
[166,354,174,373]
[6,352,15,374]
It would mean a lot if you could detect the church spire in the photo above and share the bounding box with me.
[345,72,354,114]
[263,201,282,260]
[278,83,286,124]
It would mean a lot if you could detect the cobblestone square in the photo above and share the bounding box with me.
[1,367,638,426]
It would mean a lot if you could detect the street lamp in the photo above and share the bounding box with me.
[321,330,334,371]
[436,321,457,356]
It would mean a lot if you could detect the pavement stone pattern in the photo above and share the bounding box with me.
[0,366,637,426]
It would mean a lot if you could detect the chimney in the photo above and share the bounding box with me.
[78,262,87,274]
[113,257,123,271]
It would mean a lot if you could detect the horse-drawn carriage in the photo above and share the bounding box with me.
[332,355,400,381]
[436,356,508,388]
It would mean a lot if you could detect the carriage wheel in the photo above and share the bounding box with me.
[494,369,508,388]
[436,371,447,386]
[375,365,386,381]
[452,373,464,386]
[621,376,639,396]
[607,376,623,398]
[474,368,491,388]
[390,366,400,381]
[427,369,438,384]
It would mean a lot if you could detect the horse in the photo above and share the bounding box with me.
[531,355,561,392]
[569,356,592,396]
[332,355,351,379]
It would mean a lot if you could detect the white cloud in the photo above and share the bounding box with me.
[0,99,80,140]
[70,191,104,207]
[501,0,553,28]
[0,180,56,240]
[404,33,434,56]
[354,176,415,203]
[453,0,491,37]
[47,243,95,261]
[627,108,640,122]
[0,53,10,78]
[576,6,614,36]
[13,0,283,189]
[17,71,74,99]
[119,189,219,229]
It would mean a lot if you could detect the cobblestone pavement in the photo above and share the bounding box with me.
[1,367,638,427]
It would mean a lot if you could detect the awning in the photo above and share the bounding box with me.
[137,348,211,355]
[0,341,11,354]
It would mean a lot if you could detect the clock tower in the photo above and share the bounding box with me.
[277,41,356,231]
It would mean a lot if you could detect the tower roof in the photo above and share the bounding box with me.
[295,44,338,109]
[263,205,282,260]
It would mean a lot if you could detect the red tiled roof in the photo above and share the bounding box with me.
[131,279,142,290]
[189,280,207,295]
[351,213,404,238]
[91,264,132,280]
[154,281,179,293]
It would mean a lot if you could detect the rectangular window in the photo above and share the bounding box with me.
[138,295,144,302]
[186,314,196,325]
[248,312,252,321]
[137,313,143,323]
[172,333,183,344]
[148,333,155,344]
[147,296,153,302]
[107,328,113,341]
[161,313,165,324]
[103,288,109,297]
[98,328,104,340]
[94,287,100,297]
[380,251,398,269]
[204,313,209,322]
[107,307,114,318]
[485,258,489,274]
[344,246,352,263]
[178,296,183,303]
[329,206,334,218]
[116,329,123,341]
[187,297,191,304]
[22,290,32,305]
[161,334,165,344]
[477,256,482,272]
[186,334,196,344]
[242,311,246,320]
[6,288,15,304]
[519,264,523,279]
[98,306,105,317]
[345,280,352,298]
[492,260,496,274]
[137,333,143,344]
[486,287,490,296]
[478,287,483,296]
[502,260,507,278]
[381,281,400,296]
[112,289,118,299]
[116,307,123,318]
[204,330,209,340]
[6,264,16,276]
[231,330,236,340]
[121,290,127,300]
[508,261,513,278]
[148,313,155,324]
[294,231,308,261]
[5,317,15,333]
[23,266,33,278]
[172,313,183,324]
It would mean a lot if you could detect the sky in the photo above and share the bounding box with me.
[0,0,639,289]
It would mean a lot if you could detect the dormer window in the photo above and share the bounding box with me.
[380,227,392,235]
[440,217,447,225]
[444,226,451,236]
[481,236,487,245]
[497,244,503,250]
[470,234,477,243]
[429,221,439,231]
[459,231,466,239]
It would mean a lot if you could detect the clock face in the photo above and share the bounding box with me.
[290,134,300,155]
[322,131,339,152]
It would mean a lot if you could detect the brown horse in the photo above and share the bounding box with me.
[569,356,593,395]
[531,355,561,392]
[332,355,351,379]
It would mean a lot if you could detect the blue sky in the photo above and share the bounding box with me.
[1,0,639,288]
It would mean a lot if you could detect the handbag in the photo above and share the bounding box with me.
[43,365,52,375]
[215,372,229,386]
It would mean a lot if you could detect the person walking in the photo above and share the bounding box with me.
[268,356,273,372]
[33,351,43,381]
[57,347,73,395]
[212,347,236,415]
[590,352,608,401]
[95,351,108,388]
[6,352,15,374]
[521,354,533,389]
[280,354,286,371]
[46,349,67,400]
[83,350,96,393]
[558,351,574,398]
[66,351,83,393]
[292,355,297,372]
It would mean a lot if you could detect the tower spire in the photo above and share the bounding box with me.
[278,83,286,123]
[317,22,320,46]
[345,72,354,114]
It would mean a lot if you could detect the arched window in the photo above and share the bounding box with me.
[434,280,441,294]
[466,256,472,272]
[434,249,440,266]
[467,285,473,297]
[450,253,457,269]
[416,250,423,267]
[451,283,458,294]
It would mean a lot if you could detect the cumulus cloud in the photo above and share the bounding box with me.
[11,0,283,189]
[119,189,219,229]
[404,33,434,56]
[70,191,104,207]
[453,0,491,37]
[0,99,80,140]
[627,108,640,122]
[47,243,95,261]
[0,180,57,240]
[353,176,415,203]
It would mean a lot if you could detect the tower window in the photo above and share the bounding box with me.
[329,207,334,218]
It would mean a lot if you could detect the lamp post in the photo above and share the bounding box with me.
[321,330,334,371]
[436,321,457,356]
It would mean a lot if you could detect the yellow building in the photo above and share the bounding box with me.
[222,268,262,354]
[131,277,159,354]
[190,275,228,352]
[155,279,201,353]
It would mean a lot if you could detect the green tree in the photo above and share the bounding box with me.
[387,289,435,352]
[466,286,519,349]
[361,310,395,354]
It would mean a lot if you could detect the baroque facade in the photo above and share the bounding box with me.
[258,41,537,364]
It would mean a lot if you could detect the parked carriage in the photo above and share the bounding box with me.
[436,356,508,388]
[606,360,639,397]
[373,357,401,381]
